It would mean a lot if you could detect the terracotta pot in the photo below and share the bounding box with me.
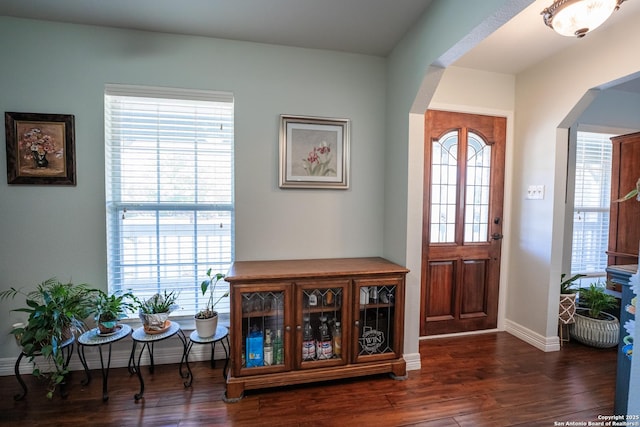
[98,320,118,335]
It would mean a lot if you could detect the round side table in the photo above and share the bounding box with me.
[128,321,190,401]
[13,335,75,400]
[78,324,132,401]
[185,325,230,386]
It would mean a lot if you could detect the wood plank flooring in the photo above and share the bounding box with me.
[0,332,617,426]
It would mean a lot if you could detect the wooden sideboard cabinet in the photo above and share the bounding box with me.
[223,257,409,401]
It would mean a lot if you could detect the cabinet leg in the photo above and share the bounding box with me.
[223,382,245,403]
[390,359,407,380]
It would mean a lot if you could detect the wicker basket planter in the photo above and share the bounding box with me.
[570,309,620,348]
[559,293,577,324]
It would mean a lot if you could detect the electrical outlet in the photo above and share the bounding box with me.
[526,185,544,200]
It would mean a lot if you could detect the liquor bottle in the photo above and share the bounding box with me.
[333,321,342,357]
[274,329,284,364]
[316,316,333,360]
[302,316,316,361]
[263,329,273,366]
[246,324,264,367]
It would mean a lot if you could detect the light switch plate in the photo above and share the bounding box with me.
[526,185,544,200]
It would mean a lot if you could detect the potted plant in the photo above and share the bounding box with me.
[195,269,228,338]
[91,290,135,335]
[134,290,179,333]
[570,283,620,348]
[559,273,585,325]
[0,278,97,398]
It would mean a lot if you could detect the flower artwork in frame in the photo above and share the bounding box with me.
[279,114,350,189]
[5,112,76,185]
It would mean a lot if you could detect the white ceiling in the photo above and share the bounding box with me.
[454,0,640,94]
[1,0,639,91]
[454,0,640,76]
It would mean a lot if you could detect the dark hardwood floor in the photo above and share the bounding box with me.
[0,332,617,427]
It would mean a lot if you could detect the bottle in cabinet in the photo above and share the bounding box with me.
[333,321,342,357]
[274,329,284,364]
[246,325,264,367]
[302,316,316,361]
[263,329,273,366]
[316,316,333,360]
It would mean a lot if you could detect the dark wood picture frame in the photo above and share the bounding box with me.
[5,112,76,185]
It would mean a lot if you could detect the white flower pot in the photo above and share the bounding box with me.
[195,313,218,338]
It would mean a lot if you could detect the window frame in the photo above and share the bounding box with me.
[104,84,235,321]
[569,130,614,285]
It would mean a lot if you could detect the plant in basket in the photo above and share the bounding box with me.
[134,290,179,334]
[559,273,585,325]
[194,269,228,338]
[570,282,620,348]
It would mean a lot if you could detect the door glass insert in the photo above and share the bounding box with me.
[430,131,458,243]
[241,291,285,368]
[358,284,396,356]
[464,132,491,243]
[301,287,343,362]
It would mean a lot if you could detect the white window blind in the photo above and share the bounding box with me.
[571,131,613,277]
[105,84,234,317]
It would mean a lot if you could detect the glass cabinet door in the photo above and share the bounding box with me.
[353,278,403,363]
[296,280,349,368]
[233,283,291,376]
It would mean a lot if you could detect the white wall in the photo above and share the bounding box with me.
[510,13,640,342]
[386,0,530,361]
[0,16,387,361]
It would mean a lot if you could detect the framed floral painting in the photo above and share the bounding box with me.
[5,112,76,185]
[279,114,350,189]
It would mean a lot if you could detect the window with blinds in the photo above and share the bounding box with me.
[571,131,613,278]
[104,85,234,318]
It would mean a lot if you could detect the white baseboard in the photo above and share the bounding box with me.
[0,337,229,377]
[404,352,421,371]
[505,319,560,352]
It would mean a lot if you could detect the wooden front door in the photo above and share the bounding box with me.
[420,110,506,336]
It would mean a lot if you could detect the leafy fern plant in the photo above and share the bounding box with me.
[0,278,97,398]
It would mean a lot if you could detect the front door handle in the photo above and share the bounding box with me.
[491,233,503,240]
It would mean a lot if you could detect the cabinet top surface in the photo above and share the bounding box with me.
[225,257,409,282]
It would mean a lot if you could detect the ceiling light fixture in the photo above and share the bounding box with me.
[542,0,626,38]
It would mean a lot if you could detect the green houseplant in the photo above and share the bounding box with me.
[570,283,620,348]
[194,269,228,338]
[0,278,97,398]
[91,290,135,334]
[134,290,179,333]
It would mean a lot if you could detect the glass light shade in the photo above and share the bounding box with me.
[544,0,619,37]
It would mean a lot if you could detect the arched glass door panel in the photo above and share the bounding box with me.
[464,132,491,243]
[430,131,458,243]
